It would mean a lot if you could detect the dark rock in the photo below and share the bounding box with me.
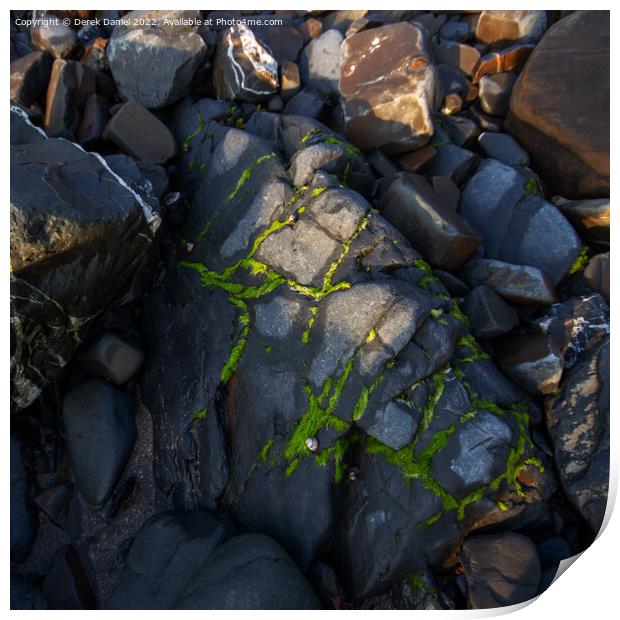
[546,337,609,532]
[464,259,556,306]
[478,132,529,167]
[309,561,345,609]
[475,10,547,49]
[438,63,469,96]
[431,176,461,211]
[496,334,564,396]
[413,13,447,38]
[255,25,303,63]
[77,332,144,385]
[467,103,504,132]
[505,11,609,198]
[299,29,343,97]
[280,60,301,101]
[323,10,368,34]
[472,43,534,83]
[444,115,480,148]
[554,198,610,245]
[440,20,470,43]
[81,37,109,72]
[368,149,399,177]
[10,51,53,112]
[398,146,436,173]
[357,401,418,450]
[537,536,573,570]
[10,434,37,564]
[434,270,469,297]
[42,545,97,610]
[461,533,541,608]
[584,254,610,303]
[478,72,516,116]
[63,380,137,507]
[104,154,169,204]
[298,17,322,44]
[31,14,81,59]
[107,10,207,109]
[379,172,481,271]
[267,95,284,112]
[340,22,439,152]
[283,87,327,119]
[107,511,235,609]
[460,159,581,285]
[103,101,177,164]
[174,533,321,609]
[34,484,72,529]
[426,144,479,186]
[463,285,519,340]
[435,41,480,77]
[10,575,49,610]
[77,93,109,146]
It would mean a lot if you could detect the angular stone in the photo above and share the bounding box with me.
[299,29,343,97]
[584,254,610,303]
[475,11,547,49]
[465,259,556,306]
[379,172,481,270]
[435,41,480,77]
[413,13,447,38]
[467,103,503,132]
[444,115,480,148]
[63,380,137,507]
[461,533,541,608]
[31,14,81,59]
[478,132,529,167]
[358,401,418,450]
[368,149,399,177]
[496,334,564,396]
[478,72,516,116]
[442,92,463,116]
[398,146,436,173]
[440,20,470,43]
[103,101,177,164]
[472,44,534,83]
[34,484,71,529]
[77,93,109,146]
[10,50,52,112]
[108,10,207,108]
[340,22,439,152]
[438,63,469,96]
[546,338,609,532]
[280,60,300,101]
[174,534,321,609]
[505,11,609,198]
[426,144,479,186]
[431,176,460,212]
[254,25,302,63]
[283,87,326,119]
[463,285,519,340]
[323,10,368,34]
[554,198,609,245]
[107,511,235,609]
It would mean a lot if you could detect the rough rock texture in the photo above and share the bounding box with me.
[214,24,279,103]
[555,198,610,246]
[339,22,440,152]
[463,285,519,340]
[173,533,321,609]
[299,29,343,97]
[475,11,547,49]
[546,338,609,532]
[505,11,610,198]
[10,107,158,410]
[107,10,207,109]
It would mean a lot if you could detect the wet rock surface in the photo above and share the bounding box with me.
[9,8,609,612]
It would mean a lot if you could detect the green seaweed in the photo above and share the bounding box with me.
[225,152,277,204]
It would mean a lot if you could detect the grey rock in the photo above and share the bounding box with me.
[283,87,327,119]
[584,253,610,303]
[435,41,480,77]
[31,14,80,59]
[63,380,137,507]
[440,20,471,43]
[10,50,52,112]
[478,72,516,116]
[478,132,529,167]
[108,10,207,108]
[280,60,301,101]
[34,484,71,529]
[463,285,519,339]
[77,93,109,146]
[358,401,418,450]
[444,115,480,148]
[426,144,479,186]
[438,63,469,96]
[299,29,343,97]
[413,13,447,38]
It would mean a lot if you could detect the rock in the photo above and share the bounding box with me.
[496,334,564,396]
[10,51,52,113]
[299,29,343,98]
[103,101,177,164]
[283,87,327,119]
[31,14,81,59]
[546,338,609,532]
[255,25,303,63]
[478,132,529,167]
[42,545,97,609]
[10,107,158,409]
[431,176,461,212]
[426,144,479,186]
[340,22,440,152]
[213,24,278,103]
[413,13,447,38]
[505,11,609,198]
[10,575,49,610]
[554,198,609,245]
[107,10,207,108]
[475,11,547,49]
[379,172,481,271]
[460,159,582,285]
[472,44,534,83]
[368,149,399,177]
[435,42,480,77]
[398,146,436,173]
[10,434,37,563]
[584,254,610,303]
[444,115,480,148]
[77,332,144,385]
[267,95,284,113]
[34,484,72,529]
[464,259,556,306]
[442,93,463,116]
[280,60,301,101]
[107,511,235,609]
[63,380,137,507]
[174,533,321,609]
[323,10,368,34]
[467,103,503,132]
[439,20,470,43]
[463,285,519,340]
[357,401,418,450]
[438,63,469,96]
[478,72,516,116]
[77,93,109,146]
[298,17,322,44]
[461,533,541,608]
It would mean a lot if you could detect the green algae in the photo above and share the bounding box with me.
[260,438,274,462]
[191,408,207,423]
[225,152,277,205]
[301,306,318,344]
[568,245,590,275]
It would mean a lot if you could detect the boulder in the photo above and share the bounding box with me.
[463,285,519,340]
[280,60,301,101]
[505,11,609,198]
[426,144,479,186]
[31,14,81,59]
[478,72,516,116]
[435,41,480,77]
[472,44,534,83]
[213,24,278,102]
[10,107,158,410]
[63,380,137,507]
[10,50,52,113]
[478,132,529,167]
[475,11,547,49]
[299,29,343,97]
[107,10,207,109]
[77,93,109,146]
[339,22,440,152]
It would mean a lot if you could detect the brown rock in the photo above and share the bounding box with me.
[478,72,517,116]
[297,17,322,43]
[340,22,440,153]
[554,197,610,245]
[435,41,480,77]
[322,10,368,33]
[472,43,534,83]
[505,11,609,198]
[398,146,436,173]
[442,92,463,115]
[476,10,547,50]
[280,60,301,101]
[103,101,177,164]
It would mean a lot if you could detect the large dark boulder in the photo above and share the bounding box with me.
[505,11,609,198]
[10,434,37,564]
[10,106,159,410]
